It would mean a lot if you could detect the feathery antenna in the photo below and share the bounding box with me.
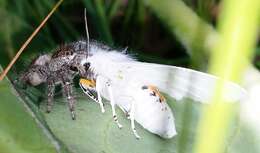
[84,8,90,57]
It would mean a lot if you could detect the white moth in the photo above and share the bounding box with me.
[78,41,247,139]
[76,9,246,139]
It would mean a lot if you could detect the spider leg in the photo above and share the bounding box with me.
[46,81,55,113]
[63,81,76,120]
[107,81,122,129]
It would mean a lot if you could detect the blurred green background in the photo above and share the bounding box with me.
[0,0,258,71]
[0,0,260,153]
[0,0,192,71]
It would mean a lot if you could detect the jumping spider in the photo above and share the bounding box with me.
[20,40,90,119]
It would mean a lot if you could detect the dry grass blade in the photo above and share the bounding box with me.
[0,0,64,81]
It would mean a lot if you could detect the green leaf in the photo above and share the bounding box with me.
[0,67,68,153]
[39,91,257,153]
[4,66,258,153]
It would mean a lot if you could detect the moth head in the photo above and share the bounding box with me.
[69,40,91,76]
[73,55,90,77]
[20,55,50,86]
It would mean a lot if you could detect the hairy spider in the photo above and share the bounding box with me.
[20,40,90,119]
[19,9,91,120]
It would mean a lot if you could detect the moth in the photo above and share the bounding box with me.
[78,41,247,139]
[19,9,246,139]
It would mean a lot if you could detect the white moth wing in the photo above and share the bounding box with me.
[81,59,246,139]
[100,61,246,138]
[128,85,177,138]
[111,61,247,103]
[86,74,177,138]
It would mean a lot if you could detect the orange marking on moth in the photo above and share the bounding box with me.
[80,78,96,88]
[147,85,166,102]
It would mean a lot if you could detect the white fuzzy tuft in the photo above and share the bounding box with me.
[34,55,51,66]
[87,43,135,77]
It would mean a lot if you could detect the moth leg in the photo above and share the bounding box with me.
[117,95,133,119]
[118,106,130,119]
[130,100,140,139]
[46,81,55,113]
[107,82,123,129]
[96,76,105,113]
[126,112,130,119]
[63,81,76,120]
[79,82,99,103]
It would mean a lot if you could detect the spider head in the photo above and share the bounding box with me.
[21,54,51,86]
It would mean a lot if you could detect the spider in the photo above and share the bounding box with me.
[20,40,90,120]
[19,9,92,120]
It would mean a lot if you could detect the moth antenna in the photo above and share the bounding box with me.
[84,8,90,57]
